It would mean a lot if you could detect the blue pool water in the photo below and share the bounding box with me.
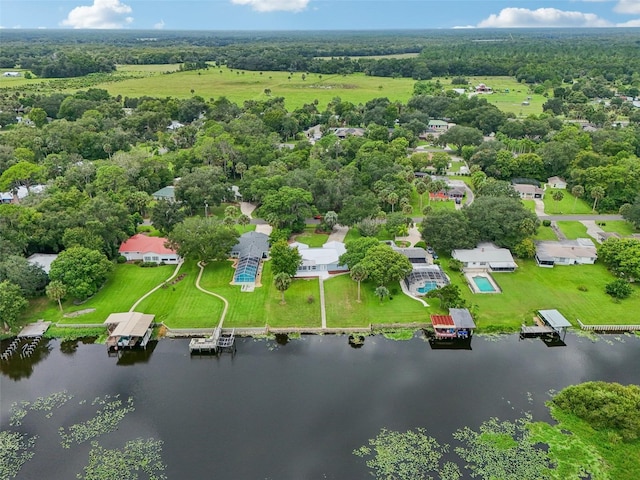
[472,275,497,292]
[417,282,438,294]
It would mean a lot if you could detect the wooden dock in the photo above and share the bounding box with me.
[189,328,236,355]
[520,325,555,335]
[577,320,640,332]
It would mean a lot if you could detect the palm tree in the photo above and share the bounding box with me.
[274,272,292,304]
[387,192,399,212]
[571,185,584,213]
[591,186,605,212]
[374,286,389,303]
[415,180,427,211]
[46,280,67,312]
[350,264,368,303]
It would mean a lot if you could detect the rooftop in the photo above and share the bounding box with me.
[232,231,269,258]
[538,309,572,329]
[535,238,597,260]
[119,234,177,255]
[105,312,155,337]
[292,241,346,267]
[452,243,517,268]
[27,253,59,274]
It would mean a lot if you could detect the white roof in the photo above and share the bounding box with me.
[296,242,346,267]
[535,239,597,260]
[27,253,59,274]
[105,312,155,337]
[452,243,516,267]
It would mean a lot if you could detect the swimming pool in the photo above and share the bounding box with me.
[417,282,438,294]
[472,275,496,293]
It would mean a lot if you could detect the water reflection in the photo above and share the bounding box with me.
[0,338,52,380]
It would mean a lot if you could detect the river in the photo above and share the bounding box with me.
[2,332,639,479]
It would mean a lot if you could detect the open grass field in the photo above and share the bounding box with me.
[135,260,224,328]
[199,260,322,328]
[1,65,543,115]
[323,274,442,327]
[443,258,640,331]
[557,221,591,240]
[543,189,593,215]
[25,263,176,325]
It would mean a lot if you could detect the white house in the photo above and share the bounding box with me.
[547,176,567,189]
[535,238,597,267]
[452,243,518,272]
[513,184,544,199]
[290,241,348,278]
[118,234,181,264]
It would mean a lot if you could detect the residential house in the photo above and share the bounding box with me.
[290,241,348,278]
[392,246,428,264]
[27,253,59,274]
[333,127,365,139]
[152,185,176,203]
[452,243,518,272]
[0,184,46,204]
[513,183,544,199]
[547,176,567,189]
[231,231,269,285]
[535,238,597,267]
[118,234,181,264]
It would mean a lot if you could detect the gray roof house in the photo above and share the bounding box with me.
[547,176,567,189]
[231,231,270,259]
[392,246,428,264]
[513,183,544,199]
[152,186,176,203]
[452,243,518,272]
[535,238,597,267]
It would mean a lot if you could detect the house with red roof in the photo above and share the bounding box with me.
[119,234,181,264]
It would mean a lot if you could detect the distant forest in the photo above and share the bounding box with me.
[2,29,640,86]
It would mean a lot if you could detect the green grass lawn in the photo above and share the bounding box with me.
[410,187,456,216]
[522,200,536,213]
[28,263,176,326]
[293,225,329,247]
[136,260,224,328]
[534,225,559,241]
[199,260,322,328]
[557,221,591,240]
[465,76,546,117]
[597,220,638,236]
[443,259,640,331]
[543,189,593,215]
[323,274,442,327]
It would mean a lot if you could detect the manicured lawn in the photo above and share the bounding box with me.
[293,225,329,247]
[136,260,224,328]
[199,260,322,328]
[410,186,457,215]
[557,221,591,240]
[464,76,546,116]
[534,225,558,241]
[522,200,536,213]
[323,275,441,327]
[443,259,640,331]
[543,189,592,215]
[43,264,176,325]
[597,220,638,236]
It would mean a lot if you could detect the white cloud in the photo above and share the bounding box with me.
[617,17,640,25]
[614,0,640,14]
[61,0,133,29]
[154,19,165,30]
[478,7,612,27]
[231,0,309,13]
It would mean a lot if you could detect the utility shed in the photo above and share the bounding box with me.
[537,309,571,340]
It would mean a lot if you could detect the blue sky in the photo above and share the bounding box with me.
[1,0,640,30]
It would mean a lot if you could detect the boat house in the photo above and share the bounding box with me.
[430,308,476,339]
[104,312,155,351]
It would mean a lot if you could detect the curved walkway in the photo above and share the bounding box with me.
[196,262,229,329]
[129,260,184,312]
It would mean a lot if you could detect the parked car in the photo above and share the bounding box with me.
[426,246,434,254]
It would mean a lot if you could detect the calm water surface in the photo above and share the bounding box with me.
[2,333,640,479]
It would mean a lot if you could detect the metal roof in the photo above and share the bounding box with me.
[449,308,476,329]
[105,312,155,337]
[538,309,572,328]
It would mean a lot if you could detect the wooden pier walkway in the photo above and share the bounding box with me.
[188,328,236,355]
[577,320,640,332]
[520,325,555,335]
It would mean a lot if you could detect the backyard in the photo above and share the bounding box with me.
[443,258,640,331]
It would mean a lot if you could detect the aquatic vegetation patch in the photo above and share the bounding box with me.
[78,438,166,480]
[0,430,37,479]
[354,427,461,480]
[379,329,415,341]
[453,415,554,480]
[59,396,135,448]
[10,391,73,425]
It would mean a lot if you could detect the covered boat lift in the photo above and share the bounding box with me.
[104,312,155,352]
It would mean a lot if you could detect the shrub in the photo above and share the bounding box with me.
[577,285,588,292]
[117,255,127,264]
[270,228,292,243]
[139,261,159,268]
[605,279,632,299]
[307,295,314,304]
[542,219,551,227]
[449,258,464,272]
